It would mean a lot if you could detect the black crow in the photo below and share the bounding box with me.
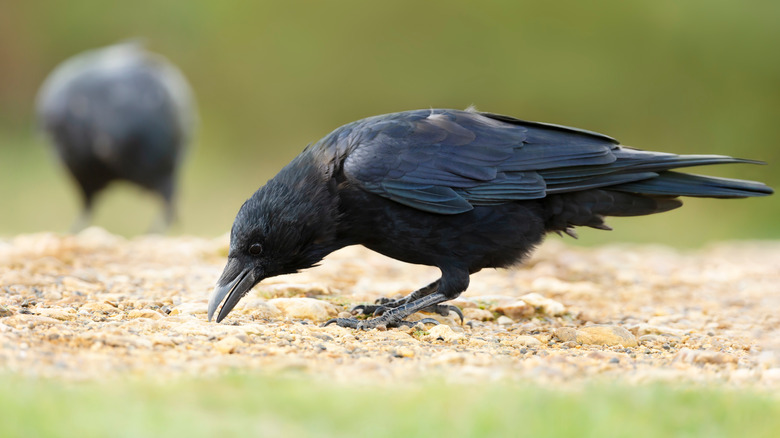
[36,41,197,232]
[208,108,772,329]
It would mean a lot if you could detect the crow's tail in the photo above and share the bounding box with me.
[543,160,773,236]
[609,170,773,198]
[541,148,773,197]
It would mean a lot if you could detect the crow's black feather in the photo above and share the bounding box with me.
[37,41,196,231]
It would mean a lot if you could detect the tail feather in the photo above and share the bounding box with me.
[609,148,766,173]
[539,150,756,178]
[539,147,772,200]
[611,171,774,198]
[545,171,659,194]
[541,147,771,236]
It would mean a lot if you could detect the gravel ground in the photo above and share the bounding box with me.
[1,228,778,388]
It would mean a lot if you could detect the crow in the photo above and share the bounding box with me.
[208,108,772,329]
[36,41,197,232]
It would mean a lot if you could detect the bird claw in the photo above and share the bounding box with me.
[421,304,464,325]
[350,304,371,315]
[351,302,462,323]
[350,296,401,315]
[322,317,362,329]
[373,305,391,316]
[414,318,441,327]
[322,316,439,330]
[350,304,391,316]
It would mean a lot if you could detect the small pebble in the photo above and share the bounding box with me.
[169,302,207,316]
[393,347,415,358]
[638,334,660,344]
[234,299,281,318]
[422,324,465,343]
[215,336,245,354]
[493,301,534,319]
[35,307,76,321]
[496,316,514,326]
[259,283,330,298]
[127,309,163,320]
[630,323,685,337]
[555,325,638,347]
[3,314,62,328]
[518,293,566,316]
[462,307,494,321]
[674,348,738,365]
[79,302,119,315]
[268,298,337,321]
[503,335,542,347]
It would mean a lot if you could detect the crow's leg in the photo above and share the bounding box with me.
[351,280,463,324]
[148,200,175,234]
[70,210,92,233]
[70,194,95,233]
[352,280,438,312]
[148,180,176,234]
[325,268,469,330]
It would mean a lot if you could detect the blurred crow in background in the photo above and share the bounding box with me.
[208,108,772,329]
[37,40,196,232]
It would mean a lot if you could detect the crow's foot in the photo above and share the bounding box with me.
[351,302,463,324]
[424,304,464,324]
[329,291,451,330]
[350,303,391,316]
[349,280,442,317]
[350,296,406,315]
[322,315,439,330]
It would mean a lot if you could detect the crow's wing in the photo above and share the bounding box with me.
[338,109,767,214]
[340,109,623,214]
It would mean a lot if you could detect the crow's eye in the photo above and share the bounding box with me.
[248,243,262,255]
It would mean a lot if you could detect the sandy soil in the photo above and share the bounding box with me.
[1,228,778,388]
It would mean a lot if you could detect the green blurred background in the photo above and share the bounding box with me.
[0,0,777,245]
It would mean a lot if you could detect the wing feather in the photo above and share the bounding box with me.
[332,109,769,214]
[340,109,617,214]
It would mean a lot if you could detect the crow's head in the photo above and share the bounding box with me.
[208,157,339,323]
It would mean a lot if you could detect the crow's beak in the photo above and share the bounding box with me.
[208,257,257,323]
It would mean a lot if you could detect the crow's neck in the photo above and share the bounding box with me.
[264,147,344,265]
